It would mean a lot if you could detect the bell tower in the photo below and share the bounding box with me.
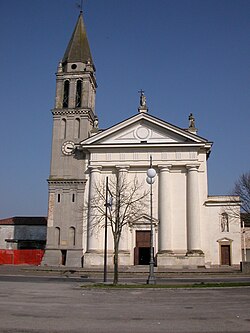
[54,11,97,139]
[42,12,97,267]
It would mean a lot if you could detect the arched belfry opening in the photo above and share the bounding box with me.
[63,80,70,108]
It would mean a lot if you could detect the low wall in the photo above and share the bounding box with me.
[0,249,45,265]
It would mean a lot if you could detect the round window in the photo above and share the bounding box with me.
[71,64,77,69]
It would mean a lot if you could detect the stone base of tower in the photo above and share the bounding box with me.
[41,249,83,267]
[157,250,205,268]
[41,249,62,266]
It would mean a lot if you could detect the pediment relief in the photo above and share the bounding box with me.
[99,122,188,144]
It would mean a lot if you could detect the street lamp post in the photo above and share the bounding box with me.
[146,155,156,284]
[104,177,109,282]
[242,220,247,262]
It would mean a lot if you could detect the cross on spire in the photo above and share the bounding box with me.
[76,0,84,13]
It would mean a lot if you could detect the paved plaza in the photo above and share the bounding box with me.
[0,267,249,333]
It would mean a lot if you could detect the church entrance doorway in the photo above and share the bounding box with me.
[134,231,151,265]
[221,245,231,265]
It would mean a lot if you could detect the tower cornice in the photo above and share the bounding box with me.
[51,108,95,118]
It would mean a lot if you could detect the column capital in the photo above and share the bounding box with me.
[186,164,200,172]
[89,165,102,173]
[116,165,130,172]
[158,164,172,172]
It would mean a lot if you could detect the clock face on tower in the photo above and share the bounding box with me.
[61,141,75,156]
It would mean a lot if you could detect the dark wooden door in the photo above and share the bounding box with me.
[134,231,151,265]
[221,245,230,265]
[136,231,150,247]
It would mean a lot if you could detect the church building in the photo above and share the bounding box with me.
[42,12,241,268]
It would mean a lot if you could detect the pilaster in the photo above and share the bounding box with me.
[158,165,172,252]
[55,74,64,109]
[84,165,104,267]
[87,166,102,252]
[186,164,203,254]
[69,78,77,108]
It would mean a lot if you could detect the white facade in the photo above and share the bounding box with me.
[80,112,241,268]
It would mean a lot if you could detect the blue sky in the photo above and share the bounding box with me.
[0,0,249,218]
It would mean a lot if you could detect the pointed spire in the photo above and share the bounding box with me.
[62,13,94,67]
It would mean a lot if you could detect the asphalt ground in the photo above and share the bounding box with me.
[0,274,249,333]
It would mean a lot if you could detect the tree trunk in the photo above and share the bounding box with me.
[113,240,119,285]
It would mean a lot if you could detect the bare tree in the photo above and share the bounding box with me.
[233,171,250,223]
[89,174,149,285]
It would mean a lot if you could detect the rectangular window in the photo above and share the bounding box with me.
[57,193,61,203]
[72,193,75,203]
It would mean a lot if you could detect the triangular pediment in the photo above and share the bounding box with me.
[130,214,159,226]
[81,113,209,146]
[101,122,184,144]
[217,237,232,243]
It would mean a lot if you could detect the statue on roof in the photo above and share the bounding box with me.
[93,116,99,129]
[140,91,147,107]
[138,89,148,113]
[189,113,195,129]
